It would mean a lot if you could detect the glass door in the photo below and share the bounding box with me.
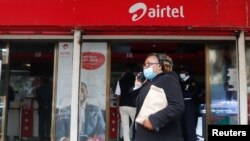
[206,42,239,125]
[7,41,54,141]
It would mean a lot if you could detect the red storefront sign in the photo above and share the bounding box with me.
[0,0,248,27]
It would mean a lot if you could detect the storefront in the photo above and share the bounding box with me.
[0,0,250,141]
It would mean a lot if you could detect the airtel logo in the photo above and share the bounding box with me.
[129,2,184,22]
[63,44,69,49]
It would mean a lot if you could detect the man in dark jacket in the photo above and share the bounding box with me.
[179,67,200,141]
[35,77,53,141]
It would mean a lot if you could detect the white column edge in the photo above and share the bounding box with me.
[238,31,248,124]
[70,30,81,140]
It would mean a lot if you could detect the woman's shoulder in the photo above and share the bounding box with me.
[155,73,180,87]
[157,72,176,81]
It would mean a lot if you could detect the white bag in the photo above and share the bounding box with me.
[135,85,168,125]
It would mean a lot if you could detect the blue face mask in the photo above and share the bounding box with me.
[143,67,156,80]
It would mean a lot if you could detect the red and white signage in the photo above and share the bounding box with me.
[0,0,248,27]
[80,42,107,109]
[57,42,73,108]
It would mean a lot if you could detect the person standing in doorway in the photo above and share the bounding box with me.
[179,67,200,141]
[35,77,53,141]
[115,65,136,141]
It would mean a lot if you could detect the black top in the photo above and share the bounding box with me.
[180,76,199,99]
[118,72,136,107]
[35,82,52,110]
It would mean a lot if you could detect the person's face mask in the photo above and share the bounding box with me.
[143,67,156,80]
[180,73,186,79]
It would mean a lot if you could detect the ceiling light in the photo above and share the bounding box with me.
[25,63,31,67]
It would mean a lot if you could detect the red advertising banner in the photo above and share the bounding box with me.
[0,0,248,27]
[81,52,105,70]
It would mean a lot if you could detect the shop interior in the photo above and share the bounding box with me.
[110,41,206,141]
[6,41,54,141]
[3,40,206,141]
[110,41,205,87]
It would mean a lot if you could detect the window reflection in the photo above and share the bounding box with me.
[209,44,238,124]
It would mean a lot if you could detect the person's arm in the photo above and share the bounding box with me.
[114,81,121,96]
[114,81,121,116]
[129,74,147,98]
[148,75,184,131]
[133,73,146,90]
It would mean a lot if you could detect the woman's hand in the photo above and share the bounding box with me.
[134,75,143,89]
[143,118,154,130]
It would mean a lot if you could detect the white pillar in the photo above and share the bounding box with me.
[70,30,81,140]
[237,31,248,124]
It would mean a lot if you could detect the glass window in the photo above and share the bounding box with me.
[208,43,238,124]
